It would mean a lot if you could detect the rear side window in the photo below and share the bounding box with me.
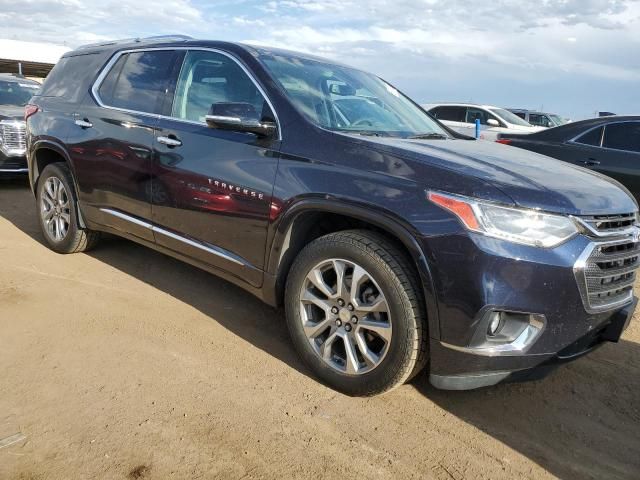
[39,53,103,102]
[512,111,526,120]
[603,122,640,153]
[431,106,466,122]
[97,50,176,114]
[574,126,603,147]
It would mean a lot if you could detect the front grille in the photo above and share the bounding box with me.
[578,238,640,311]
[581,213,637,234]
[0,121,27,156]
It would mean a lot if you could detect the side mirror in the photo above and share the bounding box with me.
[205,102,277,138]
[487,118,500,127]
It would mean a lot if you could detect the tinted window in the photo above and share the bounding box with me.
[39,53,102,102]
[603,122,640,153]
[574,126,603,147]
[98,51,176,114]
[512,111,526,120]
[171,50,270,124]
[431,106,466,122]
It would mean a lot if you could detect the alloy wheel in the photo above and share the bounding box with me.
[299,258,392,375]
[41,177,71,242]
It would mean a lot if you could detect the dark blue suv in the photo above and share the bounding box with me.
[25,36,639,395]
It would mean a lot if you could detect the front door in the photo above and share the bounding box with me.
[151,49,281,286]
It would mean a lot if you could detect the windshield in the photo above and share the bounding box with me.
[258,53,448,138]
[0,80,39,106]
[489,108,533,127]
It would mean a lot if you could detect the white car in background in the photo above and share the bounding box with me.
[423,103,546,140]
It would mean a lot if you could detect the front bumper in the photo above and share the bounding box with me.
[0,152,28,176]
[421,230,638,390]
[429,298,635,389]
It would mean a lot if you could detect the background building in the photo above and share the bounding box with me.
[0,39,70,80]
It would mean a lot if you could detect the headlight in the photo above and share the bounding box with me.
[428,191,578,248]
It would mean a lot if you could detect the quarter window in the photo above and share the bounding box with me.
[603,122,640,153]
[171,50,272,124]
[97,50,177,114]
[574,126,603,147]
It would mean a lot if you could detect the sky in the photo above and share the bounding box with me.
[0,0,638,120]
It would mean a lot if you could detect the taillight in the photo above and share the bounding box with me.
[25,104,39,121]
[495,138,511,145]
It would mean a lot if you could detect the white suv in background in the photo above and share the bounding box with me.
[424,103,546,140]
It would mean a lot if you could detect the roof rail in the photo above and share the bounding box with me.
[76,34,193,50]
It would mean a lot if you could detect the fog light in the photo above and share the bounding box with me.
[487,312,503,337]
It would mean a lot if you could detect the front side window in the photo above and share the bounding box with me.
[466,107,500,126]
[0,80,39,106]
[550,114,567,126]
[603,122,640,153]
[529,114,555,128]
[171,50,272,124]
[258,52,448,138]
[97,50,176,114]
[574,126,603,147]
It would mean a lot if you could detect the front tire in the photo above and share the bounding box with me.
[285,230,428,396]
[37,163,100,253]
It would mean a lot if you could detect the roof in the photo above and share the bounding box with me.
[68,35,348,67]
[422,102,505,110]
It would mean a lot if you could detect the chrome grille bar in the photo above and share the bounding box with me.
[0,120,27,157]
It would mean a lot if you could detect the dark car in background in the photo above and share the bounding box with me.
[25,36,639,395]
[497,116,640,203]
[0,73,40,176]
[508,109,568,128]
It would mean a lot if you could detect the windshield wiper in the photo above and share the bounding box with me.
[407,132,449,140]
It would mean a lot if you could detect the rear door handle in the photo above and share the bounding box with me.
[157,136,182,147]
[74,119,93,129]
[582,159,601,166]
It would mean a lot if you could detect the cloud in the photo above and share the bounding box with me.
[0,0,638,118]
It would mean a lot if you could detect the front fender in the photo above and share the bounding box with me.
[265,197,441,339]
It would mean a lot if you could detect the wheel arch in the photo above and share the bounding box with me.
[265,199,440,338]
[30,141,87,228]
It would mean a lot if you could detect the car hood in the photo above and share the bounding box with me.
[0,105,25,121]
[361,137,637,215]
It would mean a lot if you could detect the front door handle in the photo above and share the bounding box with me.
[74,119,93,129]
[157,136,182,148]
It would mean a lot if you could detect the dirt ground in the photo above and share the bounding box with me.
[1,178,639,480]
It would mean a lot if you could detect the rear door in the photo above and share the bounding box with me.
[150,49,281,287]
[67,49,182,241]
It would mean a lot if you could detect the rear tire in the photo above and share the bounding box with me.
[36,163,100,253]
[285,230,428,396]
